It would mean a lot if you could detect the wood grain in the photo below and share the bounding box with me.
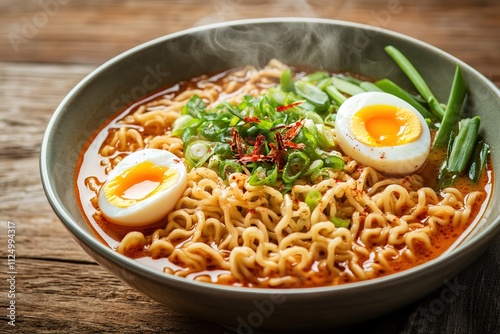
[0,0,499,333]
[1,0,499,80]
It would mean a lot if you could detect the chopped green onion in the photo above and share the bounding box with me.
[314,149,344,170]
[331,77,366,96]
[305,71,329,82]
[219,160,243,180]
[294,126,318,149]
[331,216,350,228]
[342,76,363,85]
[325,85,347,105]
[315,124,335,150]
[181,95,206,118]
[294,81,330,112]
[305,111,324,124]
[181,124,200,145]
[248,165,278,186]
[384,45,445,120]
[303,159,324,177]
[311,167,331,182]
[207,154,222,171]
[317,77,332,91]
[213,142,232,157]
[171,115,199,138]
[282,151,310,183]
[280,68,295,92]
[198,120,229,142]
[305,190,322,211]
[359,81,384,92]
[324,156,344,169]
[185,141,215,168]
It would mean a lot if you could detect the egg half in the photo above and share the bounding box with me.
[98,148,187,226]
[335,92,431,174]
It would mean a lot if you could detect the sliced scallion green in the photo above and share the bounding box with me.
[325,85,347,105]
[305,190,322,211]
[331,77,366,96]
[294,81,330,112]
[280,68,295,92]
[331,216,350,228]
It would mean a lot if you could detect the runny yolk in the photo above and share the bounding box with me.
[103,161,179,208]
[115,161,166,200]
[350,104,422,147]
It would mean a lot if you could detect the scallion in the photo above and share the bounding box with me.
[248,165,278,186]
[331,77,366,96]
[280,68,295,92]
[185,141,215,168]
[447,117,480,173]
[433,65,467,148]
[331,216,350,228]
[468,139,489,183]
[282,151,310,183]
[374,78,435,120]
[305,190,322,211]
[294,81,330,112]
[359,81,384,92]
[384,45,445,120]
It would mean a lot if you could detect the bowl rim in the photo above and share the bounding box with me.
[40,17,500,296]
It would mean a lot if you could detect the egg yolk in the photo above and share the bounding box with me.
[103,161,179,208]
[350,104,422,147]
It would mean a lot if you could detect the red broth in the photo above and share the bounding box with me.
[75,65,493,287]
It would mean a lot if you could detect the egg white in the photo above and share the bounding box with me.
[98,148,187,226]
[335,92,431,175]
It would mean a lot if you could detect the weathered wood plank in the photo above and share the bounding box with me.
[0,259,226,333]
[0,63,97,264]
[0,0,498,81]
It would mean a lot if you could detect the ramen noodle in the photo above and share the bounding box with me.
[76,60,492,288]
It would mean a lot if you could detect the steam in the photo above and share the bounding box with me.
[195,0,318,26]
[157,0,392,83]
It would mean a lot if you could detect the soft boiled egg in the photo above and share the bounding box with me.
[98,148,187,226]
[335,92,431,175]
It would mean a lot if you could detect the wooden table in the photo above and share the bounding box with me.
[1,1,499,333]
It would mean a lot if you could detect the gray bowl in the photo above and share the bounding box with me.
[40,18,500,331]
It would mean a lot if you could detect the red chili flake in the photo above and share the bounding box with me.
[284,141,306,150]
[243,116,260,123]
[282,120,304,142]
[238,134,270,164]
[252,134,266,156]
[230,127,247,159]
[239,154,269,164]
[276,100,304,112]
[267,140,286,170]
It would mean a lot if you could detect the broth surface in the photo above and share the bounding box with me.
[76,62,492,288]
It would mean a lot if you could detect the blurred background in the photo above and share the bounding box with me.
[1,0,498,81]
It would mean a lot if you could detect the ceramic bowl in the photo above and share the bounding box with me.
[40,18,500,331]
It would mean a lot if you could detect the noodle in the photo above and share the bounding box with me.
[77,60,489,288]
